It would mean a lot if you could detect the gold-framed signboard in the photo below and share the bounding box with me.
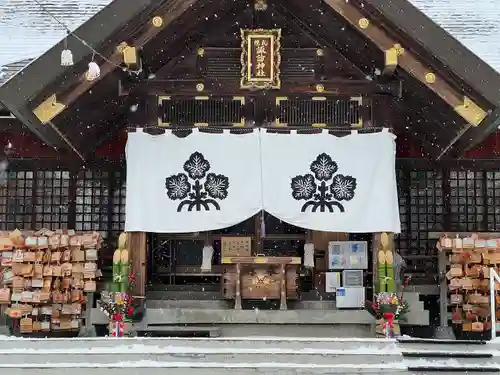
[240,28,281,90]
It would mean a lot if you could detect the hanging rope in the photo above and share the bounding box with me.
[31,0,141,75]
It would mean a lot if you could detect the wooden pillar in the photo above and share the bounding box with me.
[235,263,242,310]
[279,263,287,310]
[128,232,147,297]
[372,233,382,295]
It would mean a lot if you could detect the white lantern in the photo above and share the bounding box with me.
[86,62,100,81]
[60,49,74,66]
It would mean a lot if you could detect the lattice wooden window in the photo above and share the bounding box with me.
[159,97,244,126]
[0,171,7,230]
[263,213,306,235]
[34,171,70,229]
[262,239,305,257]
[395,167,409,258]
[201,48,317,80]
[449,170,485,231]
[486,171,500,230]
[75,170,109,238]
[111,170,126,235]
[3,171,34,230]
[212,217,254,235]
[276,97,362,127]
[399,170,443,282]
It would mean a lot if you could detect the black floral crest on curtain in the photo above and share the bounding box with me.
[165,152,229,212]
[291,153,357,213]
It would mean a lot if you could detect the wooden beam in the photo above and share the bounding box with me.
[133,78,403,97]
[323,0,489,127]
[30,0,201,123]
[274,2,368,80]
[153,0,247,79]
[128,232,148,297]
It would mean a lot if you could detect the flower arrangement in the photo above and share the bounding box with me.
[365,292,410,321]
[366,275,411,320]
[98,291,136,321]
[98,272,141,336]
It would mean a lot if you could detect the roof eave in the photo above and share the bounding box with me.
[0,0,157,109]
[363,0,500,108]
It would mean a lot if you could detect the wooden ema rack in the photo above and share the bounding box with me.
[439,234,500,333]
[0,229,101,334]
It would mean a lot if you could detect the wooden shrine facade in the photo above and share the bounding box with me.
[1,0,500,159]
[1,0,500,300]
[2,146,500,289]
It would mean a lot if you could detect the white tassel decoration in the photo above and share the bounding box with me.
[303,242,315,268]
[60,49,74,66]
[201,245,214,272]
[86,62,100,81]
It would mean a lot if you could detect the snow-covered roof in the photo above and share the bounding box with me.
[0,0,111,84]
[0,0,499,86]
[410,0,500,73]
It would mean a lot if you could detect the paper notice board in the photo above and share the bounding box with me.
[328,241,368,270]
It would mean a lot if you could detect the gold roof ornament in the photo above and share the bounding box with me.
[254,0,268,11]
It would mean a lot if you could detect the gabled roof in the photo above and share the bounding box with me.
[411,0,500,74]
[0,0,111,67]
[364,0,500,151]
[1,0,500,159]
[1,0,499,85]
[367,0,500,107]
[0,59,34,86]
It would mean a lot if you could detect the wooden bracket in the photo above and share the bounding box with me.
[384,44,403,76]
[454,96,488,127]
[323,0,489,126]
[32,94,66,124]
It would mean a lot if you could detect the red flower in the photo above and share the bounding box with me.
[127,307,135,317]
[383,312,395,320]
[112,313,123,322]
[404,278,410,286]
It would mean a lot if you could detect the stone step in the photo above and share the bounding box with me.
[1,337,499,374]
[146,291,221,300]
[295,300,336,309]
[147,299,230,309]
[0,352,402,366]
[0,367,411,375]
[403,357,498,367]
[91,307,374,325]
[0,338,397,351]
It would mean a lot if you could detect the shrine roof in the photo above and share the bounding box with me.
[0,0,500,159]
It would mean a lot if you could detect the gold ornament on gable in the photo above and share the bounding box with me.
[240,28,282,90]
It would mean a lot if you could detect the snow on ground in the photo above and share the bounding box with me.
[0,343,401,355]
[0,336,396,342]
[0,361,409,369]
